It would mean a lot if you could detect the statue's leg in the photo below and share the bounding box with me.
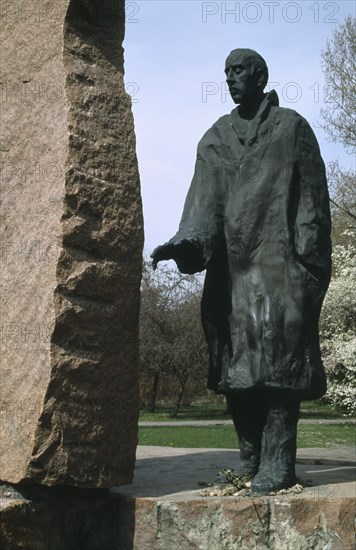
[226,394,267,479]
[251,396,300,495]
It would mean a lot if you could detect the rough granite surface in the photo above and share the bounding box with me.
[0,0,143,487]
[1,485,354,550]
[124,497,355,550]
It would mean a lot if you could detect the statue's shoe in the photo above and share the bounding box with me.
[213,469,253,486]
[251,471,296,496]
[239,466,258,480]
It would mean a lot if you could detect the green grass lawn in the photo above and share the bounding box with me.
[139,400,347,422]
[139,403,228,422]
[138,424,355,449]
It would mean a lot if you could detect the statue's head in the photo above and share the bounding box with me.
[225,49,269,104]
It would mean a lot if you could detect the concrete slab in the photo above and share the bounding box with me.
[113,445,356,500]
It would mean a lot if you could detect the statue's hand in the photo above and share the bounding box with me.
[151,242,175,270]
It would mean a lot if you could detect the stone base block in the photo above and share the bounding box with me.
[1,446,355,549]
[1,485,354,550]
[122,497,355,550]
[0,484,122,550]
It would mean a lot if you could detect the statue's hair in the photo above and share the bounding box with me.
[227,48,269,90]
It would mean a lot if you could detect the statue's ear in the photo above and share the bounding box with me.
[255,68,264,90]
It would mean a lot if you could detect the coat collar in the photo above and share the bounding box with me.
[230,90,279,147]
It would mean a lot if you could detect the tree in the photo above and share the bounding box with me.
[168,290,208,417]
[320,15,356,236]
[321,15,356,152]
[327,161,356,238]
[139,260,208,415]
[319,17,356,415]
[139,262,174,411]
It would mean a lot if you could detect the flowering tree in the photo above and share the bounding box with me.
[320,233,356,415]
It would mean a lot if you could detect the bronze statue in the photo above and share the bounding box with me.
[152,49,331,495]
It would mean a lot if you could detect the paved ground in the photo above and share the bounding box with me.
[113,444,355,501]
[117,420,355,501]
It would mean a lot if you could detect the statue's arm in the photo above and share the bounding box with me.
[294,118,332,291]
[152,128,226,274]
[151,239,202,274]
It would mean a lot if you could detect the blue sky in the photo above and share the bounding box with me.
[123,1,355,254]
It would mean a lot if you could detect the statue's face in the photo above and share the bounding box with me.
[225,52,258,104]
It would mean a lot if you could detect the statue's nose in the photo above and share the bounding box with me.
[226,71,233,84]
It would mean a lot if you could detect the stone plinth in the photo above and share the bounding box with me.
[0,0,143,488]
[115,445,356,549]
[1,442,355,550]
[119,497,354,550]
[1,495,354,550]
[0,484,122,550]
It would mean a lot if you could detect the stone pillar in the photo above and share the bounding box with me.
[0,0,143,488]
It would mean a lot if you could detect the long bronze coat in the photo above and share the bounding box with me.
[168,91,331,400]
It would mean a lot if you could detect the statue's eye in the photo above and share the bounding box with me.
[225,65,244,76]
